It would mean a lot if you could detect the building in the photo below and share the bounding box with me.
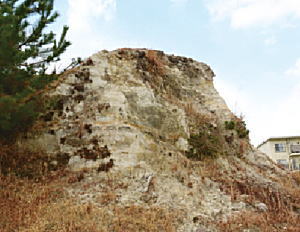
[257,136,300,170]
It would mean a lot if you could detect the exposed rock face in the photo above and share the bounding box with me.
[25,49,295,231]
[33,49,233,170]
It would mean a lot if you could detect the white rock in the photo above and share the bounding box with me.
[176,137,189,151]
[255,202,268,212]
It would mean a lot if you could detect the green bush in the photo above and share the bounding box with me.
[224,118,249,139]
[186,119,225,160]
[225,120,235,130]
[186,115,250,161]
[235,119,249,139]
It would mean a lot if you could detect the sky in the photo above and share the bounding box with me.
[51,0,300,146]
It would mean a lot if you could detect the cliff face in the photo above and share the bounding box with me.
[30,49,237,169]
[29,49,235,167]
[23,49,299,231]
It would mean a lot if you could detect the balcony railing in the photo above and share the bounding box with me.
[290,144,300,153]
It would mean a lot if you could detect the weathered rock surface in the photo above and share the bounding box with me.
[32,49,234,170]
[24,49,297,231]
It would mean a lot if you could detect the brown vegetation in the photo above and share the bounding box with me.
[145,50,166,76]
[197,157,300,232]
[0,172,67,232]
[0,145,48,178]
[0,172,180,232]
[0,144,181,232]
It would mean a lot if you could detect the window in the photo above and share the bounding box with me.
[291,157,300,170]
[276,159,288,169]
[275,144,285,152]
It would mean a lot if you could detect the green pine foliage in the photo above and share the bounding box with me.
[0,0,70,142]
[224,117,249,139]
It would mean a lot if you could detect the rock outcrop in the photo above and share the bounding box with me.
[29,49,236,170]
[23,49,299,231]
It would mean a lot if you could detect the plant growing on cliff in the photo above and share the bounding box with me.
[145,50,166,76]
[186,116,226,160]
[224,116,249,139]
[0,0,70,142]
[224,120,235,130]
[186,113,250,160]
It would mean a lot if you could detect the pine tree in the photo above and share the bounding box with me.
[0,0,71,142]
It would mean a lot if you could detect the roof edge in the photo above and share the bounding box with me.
[257,136,300,148]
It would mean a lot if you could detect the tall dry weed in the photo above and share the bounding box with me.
[145,50,166,76]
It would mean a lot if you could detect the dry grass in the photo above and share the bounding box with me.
[17,197,179,232]
[0,172,67,232]
[200,158,300,232]
[291,171,300,185]
[0,144,69,179]
[96,191,118,205]
[0,171,181,232]
[218,210,299,232]
[0,145,48,178]
[219,182,300,231]
[145,50,166,77]
[135,49,167,94]
[2,148,299,232]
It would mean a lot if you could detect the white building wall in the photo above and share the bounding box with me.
[258,137,300,167]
